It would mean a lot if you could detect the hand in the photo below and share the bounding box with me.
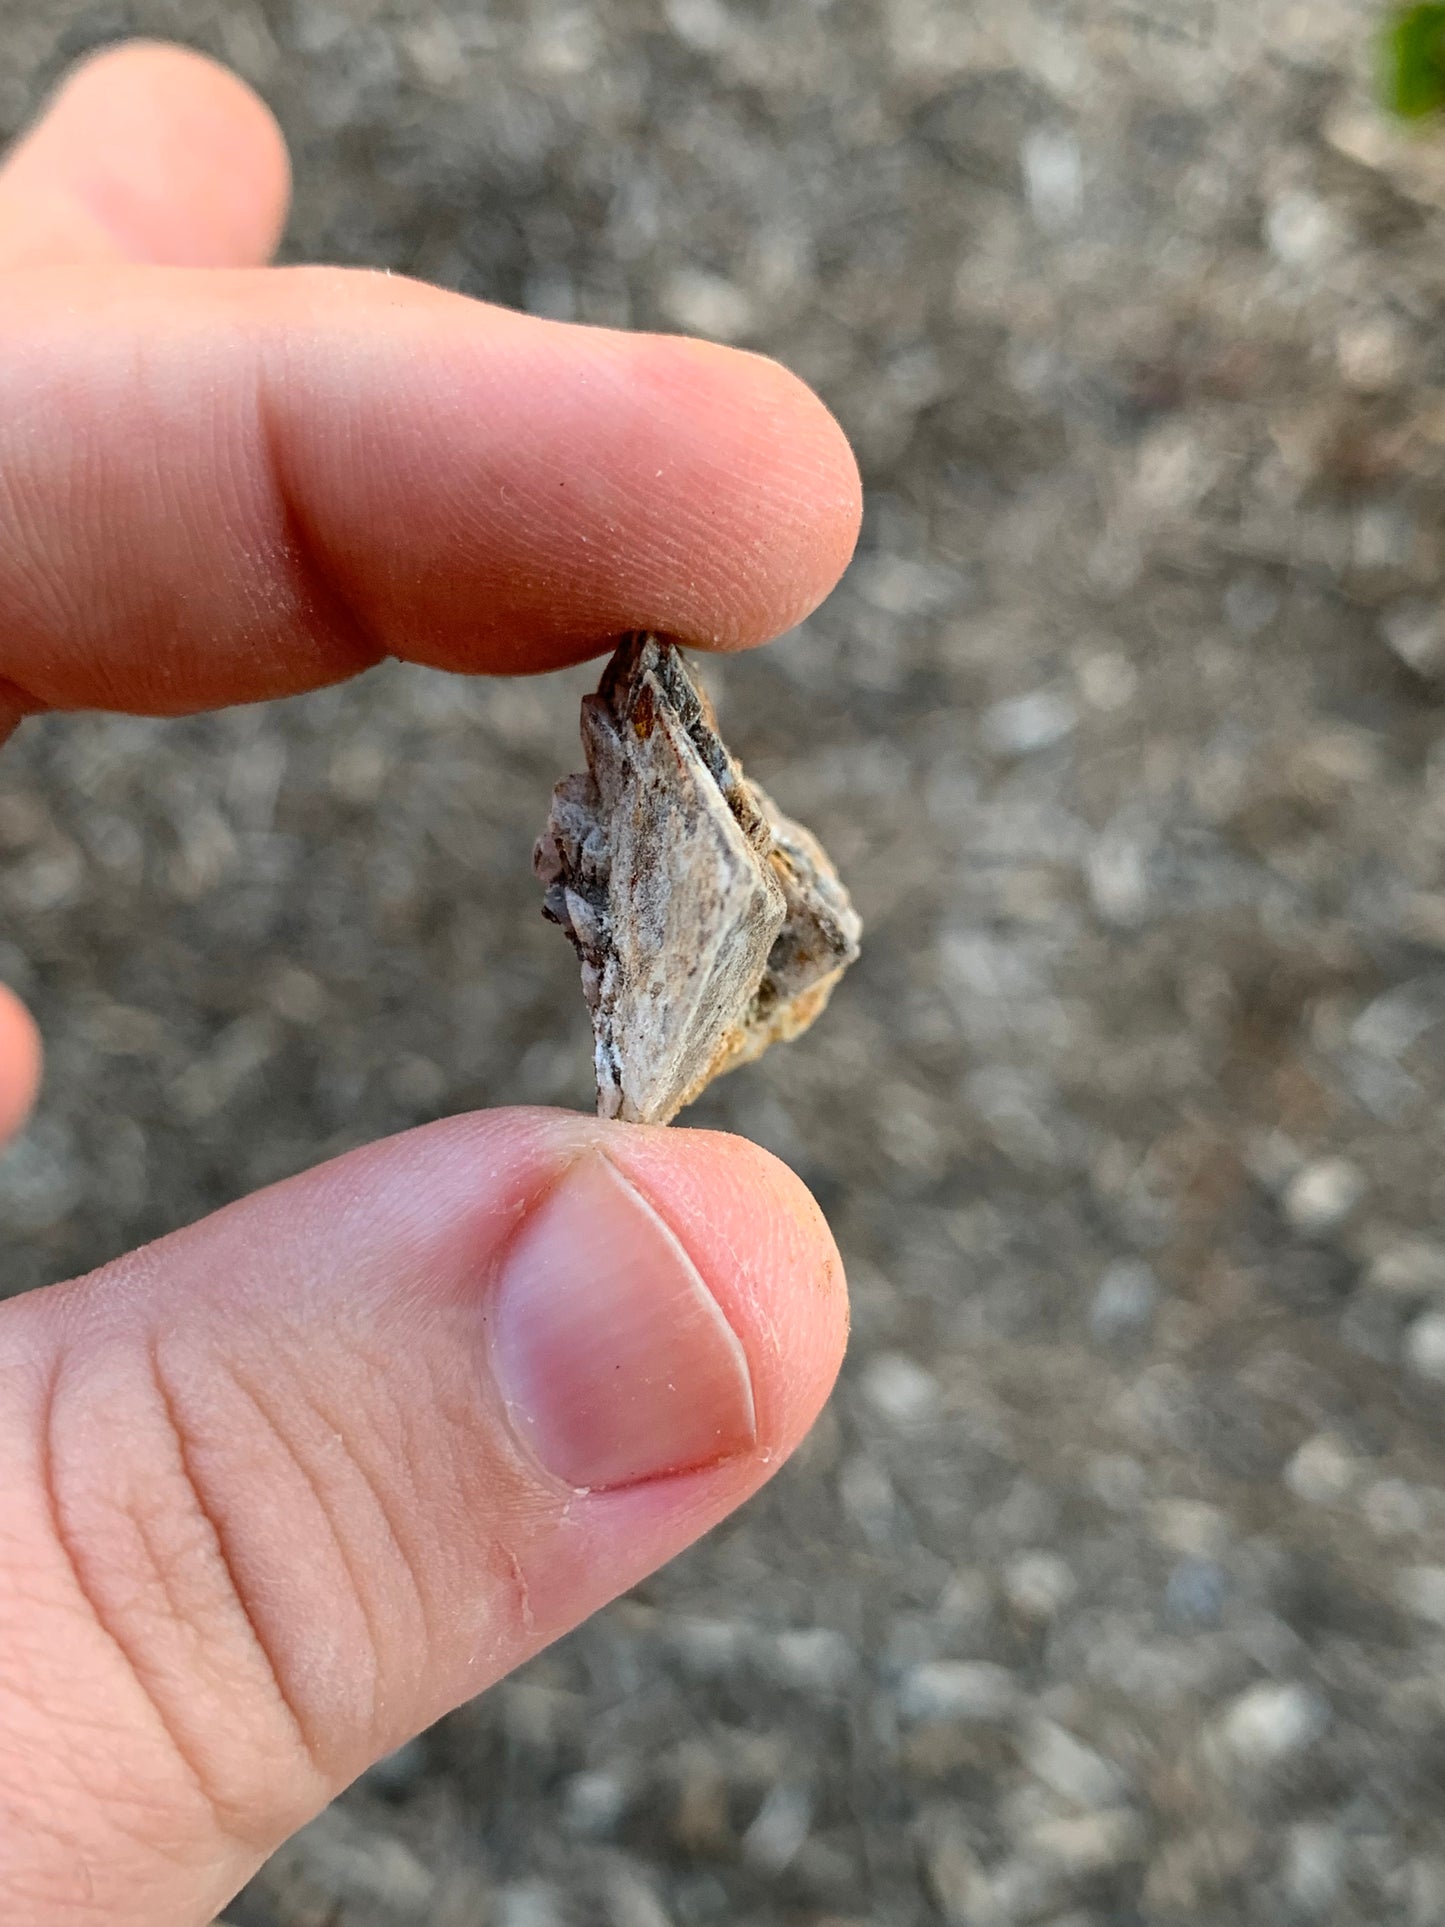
[0,43,858,1927]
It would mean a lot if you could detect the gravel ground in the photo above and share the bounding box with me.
[8,1,1445,1921]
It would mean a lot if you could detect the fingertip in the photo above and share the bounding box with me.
[266,289,863,677]
[596,1122,850,1455]
[617,333,864,649]
[4,39,291,268]
[0,985,42,1146]
[68,40,291,262]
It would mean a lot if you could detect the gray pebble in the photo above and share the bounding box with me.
[1088,1260,1159,1344]
[898,1661,1018,1725]
[1282,1158,1366,1234]
[1165,1559,1229,1628]
[1219,1683,1330,1764]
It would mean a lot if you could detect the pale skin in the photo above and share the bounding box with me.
[0,43,859,1927]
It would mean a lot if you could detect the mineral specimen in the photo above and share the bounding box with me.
[535,634,862,1124]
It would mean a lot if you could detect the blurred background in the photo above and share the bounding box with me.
[6,1,1445,1921]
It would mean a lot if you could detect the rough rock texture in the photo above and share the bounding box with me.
[535,636,861,1123]
[6,3,1445,1924]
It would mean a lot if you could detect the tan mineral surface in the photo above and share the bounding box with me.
[534,635,861,1123]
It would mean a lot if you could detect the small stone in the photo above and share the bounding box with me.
[937,1567,993,1631]
[898,1660,1018,1725]
[563,1768,629,1836]
[1088,1259,1159,1344]
[1382,602,1445,678]
[604,1865,674,1927]
[327,737,388,803]
[1087,1453,1148,1510]
[540,9,603,73]
[1408,1856,1445,1924]
[1405,1310,1445,1383]
[1337,315,1408,392]
[1350,981,1445,1061]
[1362,1477,1431,1536]
[1396,1566,1445,1628]
[1087,823,1153,926]
[1284,1822,1346,1913]
[1076,648,1138,711]
[1354,501,1415,572]
[1220,1682,1329,1763]
[1282,1158,1365,1234]
[660,267,756,341]
[1022,1719,1126,1809]
[266,964,328,1025]
[1003,1552,1077,1621]
[1224,574,1281,636]
[1246,1128,1306,1193]
[851,555,963,616]
[921,1811,983,1919]
[980,689,1077,756]
[1021,126,1083,232]
[663,0,733,52]
[399,16,467,85]
[676,1617,753,1682]
[0,1128,82,1235]
[971,1857,1061,1921]
[860,1351,942,1425]
[1366,1240,1445,1298]
[742,1783,812,1874]
[670,1745,732,1855]
[1284,1433,1357,1505]
[1134,421,1215,513]
[1265,189,1343,268]
[497,1882,569,1927]
[387,1052,448,1109]
[1027,1808,1145,1873]
[994,1479,1056,1542]
[839,1452,897,1542]
[764,1626,857,1693]
[1164,1558,1228,1627]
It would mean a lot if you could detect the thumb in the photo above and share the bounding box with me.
[0,1109,847,1927]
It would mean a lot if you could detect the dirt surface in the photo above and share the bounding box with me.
[8,2,1445,1922]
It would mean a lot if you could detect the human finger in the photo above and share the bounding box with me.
[0,984,42,1145]
[0,266,862,715]
[0,1109,847,1927]
[0,40,289,271]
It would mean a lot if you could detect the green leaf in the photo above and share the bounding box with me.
[1383,4,1445,118]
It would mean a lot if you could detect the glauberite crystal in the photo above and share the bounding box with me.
[534,634,862,1124]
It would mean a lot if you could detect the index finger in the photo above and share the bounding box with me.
[0,267,861,716]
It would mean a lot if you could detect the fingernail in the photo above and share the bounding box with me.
[489,1153,757,1490]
